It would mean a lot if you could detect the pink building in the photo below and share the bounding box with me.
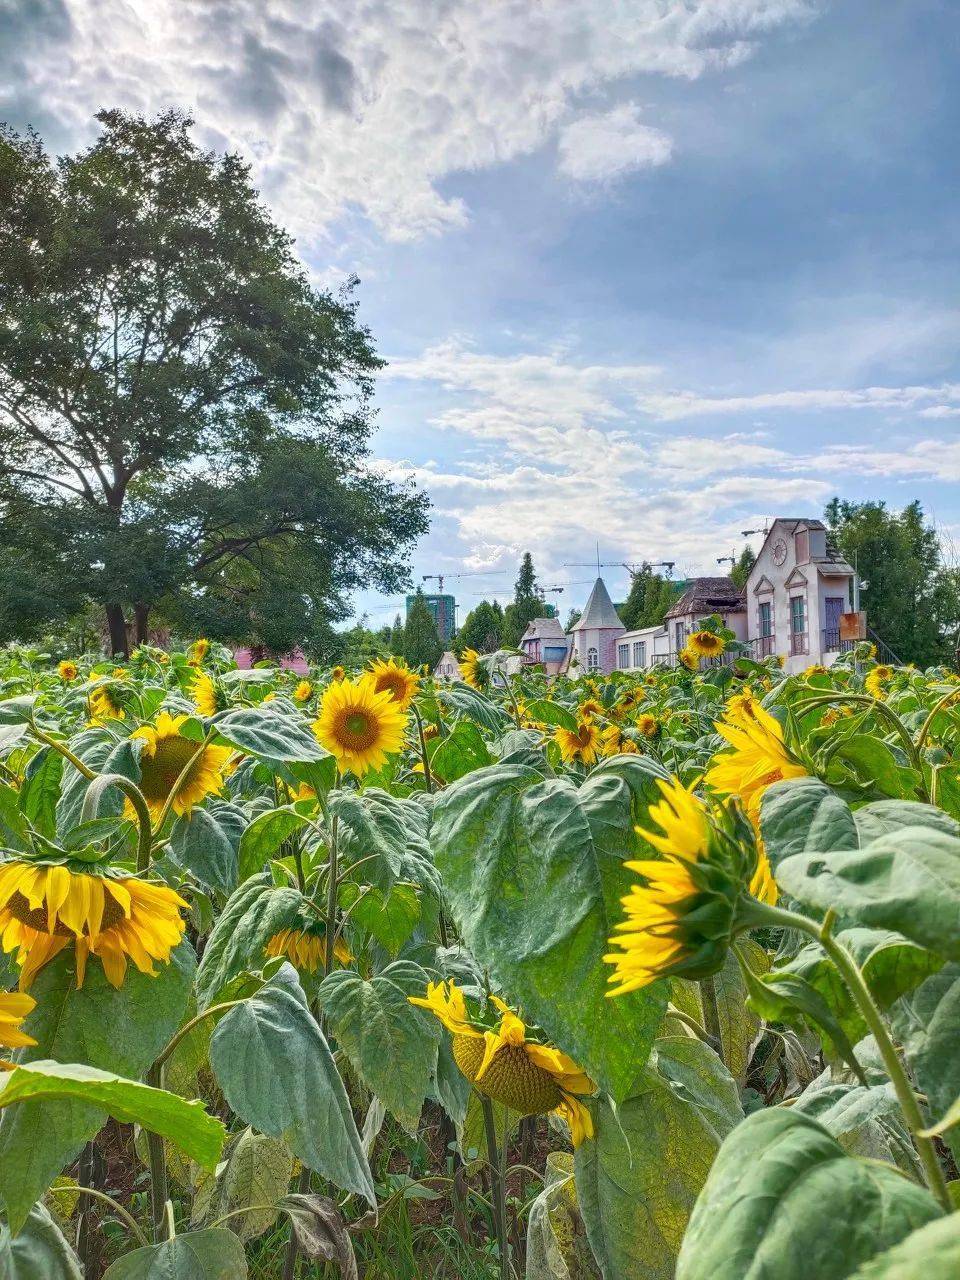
[233,646,310,675]
[568,578,625,675]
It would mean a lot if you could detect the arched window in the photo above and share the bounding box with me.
[587,646,599,671]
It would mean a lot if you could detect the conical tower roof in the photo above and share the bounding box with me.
[570,578,623,631]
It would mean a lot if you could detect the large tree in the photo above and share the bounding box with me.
[618,567,682,631]
[0,110,427,653]
[825,498,959,666]
[402,589,443,670]
[502,552,542,648]
[456,599,504,654]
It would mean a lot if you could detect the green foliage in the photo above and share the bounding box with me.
[675,1109,943,1280]
[618,568,683,631]
[431,755,671,1100]
[456,600,504,654]
[825,498,959,665]
[402,588,443,670]
[101,1230,248,1279]
[0,110,427,652]
[502,552,542,648]
[730,545,756,590]
[0,1203,82,1279]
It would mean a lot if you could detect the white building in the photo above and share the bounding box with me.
[611,518,860,675]
[519,616,572,677]
[434,650,462,681]
[568,579,625,674]
[745,518,858,673]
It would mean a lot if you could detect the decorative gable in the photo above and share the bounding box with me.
[785,567,808,589]
[752,574,775,595]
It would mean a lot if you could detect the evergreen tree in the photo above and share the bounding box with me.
[389,614,405,656]
[502,551,542,647]
[825,498,960,666]
[457,599,504,653]
[402,589,443,669]
[731,545,756,590]
[618,569,683,630]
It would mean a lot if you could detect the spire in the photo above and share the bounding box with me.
[571,578,623,631]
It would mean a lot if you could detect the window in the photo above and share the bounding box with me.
[617,643,629,669]
[674,622,685,650]
[759,601,772,637]
[587,647,599,671]
[790,595,806,635]
[633,640,646,667]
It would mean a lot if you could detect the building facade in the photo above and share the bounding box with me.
[568,578,625,674]
[519,616,572,677]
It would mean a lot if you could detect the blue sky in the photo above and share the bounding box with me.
[4,0,960,627]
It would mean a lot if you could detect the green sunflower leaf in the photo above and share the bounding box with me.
[101,1229,247,1279]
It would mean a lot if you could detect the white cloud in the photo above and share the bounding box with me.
[635,383,960,420]
[557,103,673,182]
[4,0,813,242]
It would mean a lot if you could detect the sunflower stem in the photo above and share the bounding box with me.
[737,898,951,1210]
[153,1000,245,1074]
[27,721,97,779]
[145,1062,169,1241]
[411,703,434,794]
[481,1094,511,1280]
[79,772,153,872]
[698,973,725,1065]
[73,1184,150,1249]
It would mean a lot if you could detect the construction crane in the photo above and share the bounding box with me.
[421,569,508,593]
[563,559,676,579]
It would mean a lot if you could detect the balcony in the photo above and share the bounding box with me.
[822,628,840,653]
[755,634,775,659]
[790,631,809,657]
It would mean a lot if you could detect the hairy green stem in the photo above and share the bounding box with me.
[145,1062,169,1241]
[74,1184,150,1248]
[739,899,951,1210]
[411,703,434,794]
[698,974,725,1064]
[79,772,153,872]
[481,1094,511,1280]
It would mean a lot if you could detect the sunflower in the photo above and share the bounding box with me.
[57,660,79,682]
[187,638,210,666]
[822,706,854,726]
[368,658,420,711]
[865,665,893,700]
[0,859,188,989]
[331,666,346,683]
[600,724,635,756]
[88,679,126,724]
[459,648,485,691]
[705,701,807,821]
[132,711,232,822]
[578,698,605,719]
[803,664,828,679]
[678,649,698,671]
[617,689,645,712]
[687,630,725,659]
[191,670,222,717]
[554,719,602,765]
[724,691,763,729]
[409,981,594,1146]
[313,675,408,776]
[636,713,657,738]
[0,991,36,1049]
[266,924,351,971]
[292,680,314,703]
[606,778,743,995]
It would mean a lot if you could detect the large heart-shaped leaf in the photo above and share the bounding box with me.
[0,941,194,1231]
[0,1203,82,1278]
[575,1037,742,1280]
[890,962,960,1161]
[848,1213,960,1279]
[170,802,245,895]
[760,777,857,867]
[318,961,440,1132]
[776,829,960,960]
[196,874,304,1007]
[101,1229,247,1279]
[214,705,327,763]
[0,1060,223,1169]
[431,756,670,1100]
[209,965,374,1204]
[675,1108,942,1280]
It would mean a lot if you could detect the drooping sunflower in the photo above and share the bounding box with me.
[617,689,645,713]
[191,670,223,718]
[704,701,807,821]
[803,664,828,679]
[132,711,233,822]
[88,678,126,724]
[368,658,420,711]
[292,680,314,703]
[600,724,638,756]
[0,991,36,1049]
[578,698,605,719]
[865,665,893,700]
[678,649,698,672]
[312,675,408,776]
[605,778,747,995]
[554,719,602,765]
[266,921,351,971]
[187,638,210,666]
[409,981,594,1146]
[0,858,188,989]
[58,660,79,682]
[687,630,726,659]
[459,648,485,691]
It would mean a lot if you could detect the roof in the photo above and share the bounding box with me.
[764,517,854,573]
[569,578,625,631]
[665,576,746,619]
[521,616,567,643]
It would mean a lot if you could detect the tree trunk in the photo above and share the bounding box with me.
[105,603,129,657]
[134,603,150,646]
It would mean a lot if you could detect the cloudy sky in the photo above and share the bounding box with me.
[4,0,960,624]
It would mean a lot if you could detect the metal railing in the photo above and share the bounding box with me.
[822,628,841,653]
[755,634,775,658]
[789,631,809,657]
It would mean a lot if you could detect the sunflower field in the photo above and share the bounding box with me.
[0,627,959,1279]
